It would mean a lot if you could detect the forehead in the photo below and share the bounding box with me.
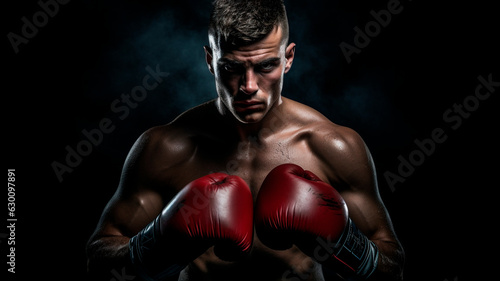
[214,26,285,62]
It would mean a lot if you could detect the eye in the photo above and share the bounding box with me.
[257,60,279,73]
[261,63,274,70]
[221,62,244,74]
[223,64,234,72]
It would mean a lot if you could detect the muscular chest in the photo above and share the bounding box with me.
[185,135,328,199]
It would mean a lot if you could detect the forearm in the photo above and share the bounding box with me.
[87,236,134,280]
[369,239,404,281]
[320,220,404,281]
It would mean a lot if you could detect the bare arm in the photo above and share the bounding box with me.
[86,191,164,278]
[314,126,405,280]
[86,128,172,280]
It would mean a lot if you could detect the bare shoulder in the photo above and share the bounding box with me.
[283,97,364,148]
[120,100,217,192]
[136,100,217,155]
[283,98,373,190]
[89,103,219,240]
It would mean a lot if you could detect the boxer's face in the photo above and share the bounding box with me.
[206,26,295,124]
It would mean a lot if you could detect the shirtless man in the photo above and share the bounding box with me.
[86,1,404,280]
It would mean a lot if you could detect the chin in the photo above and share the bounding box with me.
[234,112,265,124]
[236,116,260,124]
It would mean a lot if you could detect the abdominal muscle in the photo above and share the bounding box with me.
[178,244,325,281]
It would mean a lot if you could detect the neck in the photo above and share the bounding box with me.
[215,97,286,142]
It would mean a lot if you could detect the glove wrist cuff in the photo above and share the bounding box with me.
[324,218,379,280]
[129,217,185,281]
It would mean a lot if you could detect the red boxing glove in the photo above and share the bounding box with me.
[130,173,254,280]
[255,164,379,280]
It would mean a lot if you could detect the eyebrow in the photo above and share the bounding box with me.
[218,57,281,66]
[217,58,244,66]
[256,57,281,66]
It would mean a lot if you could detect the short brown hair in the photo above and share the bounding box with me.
[208,0,289,48]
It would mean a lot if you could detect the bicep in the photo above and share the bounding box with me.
[342,143,396,241]
[341,189,397,243]
[320,127,399,242]
[90,130,166,241]
[94,189,164,239]
[86,182,163,278]
[319,126,404,278]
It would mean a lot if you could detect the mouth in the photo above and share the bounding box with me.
[233,100,265,112]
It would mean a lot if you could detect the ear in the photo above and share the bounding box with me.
[204,45,215,75]
[284,43,296,74]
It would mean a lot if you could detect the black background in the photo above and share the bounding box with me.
[4,0,498,280]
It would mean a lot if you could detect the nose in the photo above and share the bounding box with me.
[240,70,258,95]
